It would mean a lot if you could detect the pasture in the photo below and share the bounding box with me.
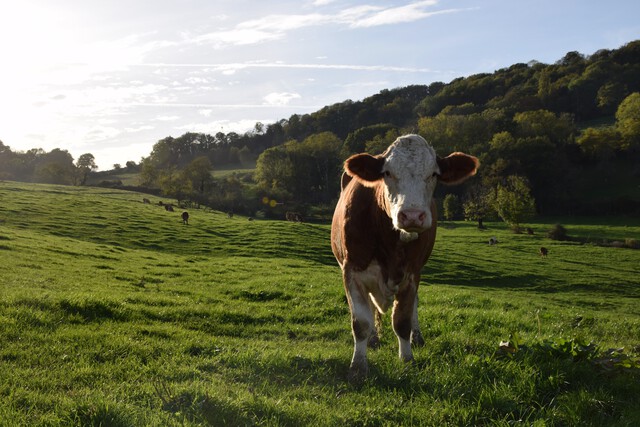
[0,181,639,426]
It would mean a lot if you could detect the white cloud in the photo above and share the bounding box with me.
[185,77,210,84]
[183,1,465,49]
[312,0,336,5]
[143,61,435,73]
[263,92,302,106]
[350,2,462,28]
[155,115,181,121]
[125,125,155,133]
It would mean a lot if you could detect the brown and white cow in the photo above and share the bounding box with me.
[331,134,479,381]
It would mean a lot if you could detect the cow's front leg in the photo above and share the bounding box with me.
[344,270,374,381]
[392,282,418,362]
[410,293,425,347]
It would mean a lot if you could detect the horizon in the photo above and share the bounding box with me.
[2,0,640,170]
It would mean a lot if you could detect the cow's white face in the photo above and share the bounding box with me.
[344,134,479,241]
[381,135,439,234]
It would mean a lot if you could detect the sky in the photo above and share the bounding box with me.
[1,0,639,170]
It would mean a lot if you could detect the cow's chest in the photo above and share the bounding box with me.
[351,259,413,313]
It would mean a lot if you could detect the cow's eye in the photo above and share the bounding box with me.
[383,170,391,177]
[432,172,439,178]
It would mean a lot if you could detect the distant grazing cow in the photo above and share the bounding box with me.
[164,204,174,212]
[182,211,189,225]
[227,211,234,219]
[142,198,151,204]
[331,134,479,381]
[539,247,548,257]
[489,237,498,245]
[285,211,303,222]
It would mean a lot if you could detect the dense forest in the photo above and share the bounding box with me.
[2,41,640,220]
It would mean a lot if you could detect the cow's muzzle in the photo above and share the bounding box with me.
[398,208,429,232]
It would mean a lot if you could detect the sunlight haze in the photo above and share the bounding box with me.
[1,0,639,170]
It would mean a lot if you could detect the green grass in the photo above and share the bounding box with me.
[91,163,256,185]
[0,181,639,426]
[211,162,256,178]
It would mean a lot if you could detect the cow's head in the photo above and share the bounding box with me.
[345,134,479,238]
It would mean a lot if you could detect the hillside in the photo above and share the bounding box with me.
[1,181,639,425]
[2,41,640,217]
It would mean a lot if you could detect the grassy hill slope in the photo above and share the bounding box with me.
[0,181,639,426]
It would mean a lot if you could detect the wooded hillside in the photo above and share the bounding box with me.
[2,41,639,218]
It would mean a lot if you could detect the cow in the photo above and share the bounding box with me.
[182,211,189,225]
[142,198,151,204]
[286,211,303,222]
[539,247,548,257]
[489,236,498,245]
[164,204,174,212]
[331,134,479,381]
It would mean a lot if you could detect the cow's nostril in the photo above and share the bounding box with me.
[399,209,426,227]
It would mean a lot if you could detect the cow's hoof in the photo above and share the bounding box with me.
[402,355,415,364]
[348,360,369,384]
[367,334,380,349]
[411,331,425,347]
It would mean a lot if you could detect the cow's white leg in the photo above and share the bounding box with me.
[410,293,425,347]
[344,270,374,381]
[367,298,382,349]
[392,282,417,362]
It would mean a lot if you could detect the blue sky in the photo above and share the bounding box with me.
[1,0,639,170]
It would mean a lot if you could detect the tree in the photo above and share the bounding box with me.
[254,146,295,194]
[442,194,461,221]
[34,149,76,185]
[615,92,640,151]
[512,110,573,146]
[158,168,191,203]
[254,132,342,205]
[495,176,536,229]
[576,127,620,160]
[342,124,397,156]
[139,157,159,187]
[597,81,627,114]
[291,132,342,203]
[183,156,214,194]
[463,185,495,229]
[76,153,98,185]
[364,129,400,155]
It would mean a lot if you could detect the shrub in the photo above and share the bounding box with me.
[547,224,569,241]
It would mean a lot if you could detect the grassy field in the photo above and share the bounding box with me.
[0,181,639,426]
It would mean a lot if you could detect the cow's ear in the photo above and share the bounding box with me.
[345,153,385,185]
[437,152,479,185]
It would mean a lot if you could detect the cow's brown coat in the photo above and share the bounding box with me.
[331,135,478,381]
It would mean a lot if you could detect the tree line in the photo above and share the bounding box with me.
[2,41,639,220]
[0,144,98,186]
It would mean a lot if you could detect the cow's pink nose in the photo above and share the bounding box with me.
[399,209,426,228]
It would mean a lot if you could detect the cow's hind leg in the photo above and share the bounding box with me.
[344,271,375,382]
[367,300,382,349]
[392,283,417,362]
